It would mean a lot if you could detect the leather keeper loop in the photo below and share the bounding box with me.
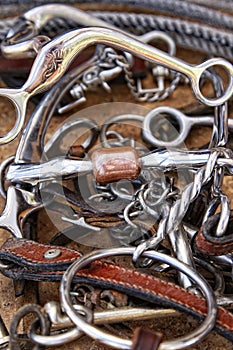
[68,145,85,159]
[131,327,163,350]
[91,146,141,184]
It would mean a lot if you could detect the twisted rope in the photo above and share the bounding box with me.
[90,12,233,60]
[2,0,233,31]
[1,11,233,59]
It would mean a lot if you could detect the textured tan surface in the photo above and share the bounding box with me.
[0,7,233,349]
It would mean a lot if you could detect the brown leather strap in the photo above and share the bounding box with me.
[67,145,85,159]
[195,227,233,256]
[0,238,233,342]
[195,213,233,256]
[0,238,81,268]
[131,328,163,350]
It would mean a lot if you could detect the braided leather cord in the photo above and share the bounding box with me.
[0,0,232,29]
[1,12,233,60]
[1,0,233,29]
[184,0,233,12]
[90,12,233,60]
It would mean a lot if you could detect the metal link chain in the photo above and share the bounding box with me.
[108,51,180,102]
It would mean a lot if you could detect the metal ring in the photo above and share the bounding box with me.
[139,31,176,56]
[9,304,50,349]
[0,155,14,199]
[44,117,99,159]
[0,88,27,144]
[60,247,217,350]
[142,106,187,148]
[30,327,82,347]
[29,302,92,347]
[193,257,225,296]
[100,114,144,148]
[192,58,233,107]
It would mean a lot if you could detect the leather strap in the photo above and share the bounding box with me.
[195,213,233,256]
[131,328,163,350]
[195,228,233,256]
[43,182,126,217]
[0,238,233,342]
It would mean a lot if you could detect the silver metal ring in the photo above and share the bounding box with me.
[60,247,217,350]
[142,106,187,148]
[100,114,144,148]
[44,117,99,159]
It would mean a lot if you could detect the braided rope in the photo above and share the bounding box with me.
[90,12,233,60]
[1,0,233,30]
[180,0,233,13]
[1,12,233,60]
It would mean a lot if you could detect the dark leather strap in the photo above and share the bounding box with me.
[43,182,126,217]
[131,328,163,350]
[0,238,233,342]
[0,238,81,271]
[195,228,233,256]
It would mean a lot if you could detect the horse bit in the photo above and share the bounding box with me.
[0,2,233,349]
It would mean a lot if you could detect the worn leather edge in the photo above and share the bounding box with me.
[195,228,233,256]
[131,327,163,350]
[0,238,81,270]
[195,213,233,256]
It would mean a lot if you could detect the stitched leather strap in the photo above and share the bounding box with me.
[0,238,233,342]
[195,213,233,256]
[195,228,233,256]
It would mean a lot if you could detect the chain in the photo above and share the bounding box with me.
[107,51,180,102]
[105,52,139,98]
[150,72,181,102]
